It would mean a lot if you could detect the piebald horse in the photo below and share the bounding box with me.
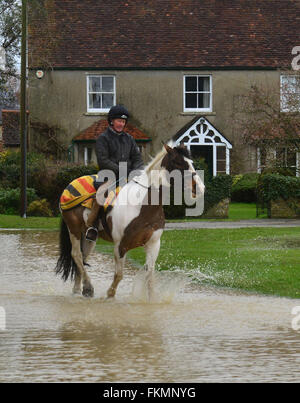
[55,143,205,299]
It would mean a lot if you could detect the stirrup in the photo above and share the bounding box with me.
[86,227,98,242]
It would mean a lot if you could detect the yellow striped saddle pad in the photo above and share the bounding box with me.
[60,175,121,211]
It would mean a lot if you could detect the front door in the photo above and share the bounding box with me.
[191,145,213,177]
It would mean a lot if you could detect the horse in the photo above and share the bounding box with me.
[55,143,205,300]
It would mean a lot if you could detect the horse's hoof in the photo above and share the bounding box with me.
[106,289,116,299]
[82,285,94,298]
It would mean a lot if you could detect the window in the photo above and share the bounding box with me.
[276,147,297,175]
[280,75,300,112]
[184,75,212,112]
[258,146,298,176]
[84,146,93,166]
[87,75,115,112]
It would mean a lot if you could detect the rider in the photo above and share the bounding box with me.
[86,104,144,241]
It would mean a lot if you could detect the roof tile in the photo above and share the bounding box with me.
[28,0,300,69]
[74,119,150,141]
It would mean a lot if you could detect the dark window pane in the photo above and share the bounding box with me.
[217,147,226,159]
[186,93,197,108]
[198,76,210,91]
[185,76,197,91]
[287,150,296,166]
[89,77,101,92]
[89,93,101,108]
[217,160,226,172]
[260,148,267,166]
[102,94,114,108]
[102,76,114,92]
[276,148,285,165]
[198,93,210,108]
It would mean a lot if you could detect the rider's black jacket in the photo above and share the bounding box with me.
[95,127,144,180]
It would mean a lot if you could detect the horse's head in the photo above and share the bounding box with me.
[161,143,205,198]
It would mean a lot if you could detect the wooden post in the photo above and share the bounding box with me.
[20,0,27,217]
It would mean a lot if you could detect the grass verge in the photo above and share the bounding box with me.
[0,203,259,229]
[0,214,60,230]
[97,227,300,299]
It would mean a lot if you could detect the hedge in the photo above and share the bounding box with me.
[0,188,38,214]
[0,150,98,214]
[164,174,232,219]
[257,173,300,204]
[231,173,258,203]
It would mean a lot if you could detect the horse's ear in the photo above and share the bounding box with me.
[163,143,173,153]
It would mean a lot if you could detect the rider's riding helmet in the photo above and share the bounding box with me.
[107,105,130,125]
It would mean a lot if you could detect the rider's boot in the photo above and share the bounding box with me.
[86,199,100,242]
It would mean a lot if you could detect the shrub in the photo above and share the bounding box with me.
[27,199,53,217]
[231,173,259,202]
[258,174,300,203]
[0,149,98,215]
[257,173,300,218]
[204,175,232,213]
[0,150,49,189]
[55,164,98,190]
[0,188,38,214]
[164,174,232,219]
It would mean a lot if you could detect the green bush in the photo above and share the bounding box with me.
[164,174,232,219]
[0,150,48,189]
[231,173,259,202]
[27,199,53,217]
[258,174,300,203]
[0,188,38,214]
[257,173,300,218]
[0,150,98,214]
[204,175,232,213]
[55,164,98,190]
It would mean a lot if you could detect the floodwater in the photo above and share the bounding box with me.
[0,229,299,383]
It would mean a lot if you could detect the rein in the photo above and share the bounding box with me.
[132,178,150,189]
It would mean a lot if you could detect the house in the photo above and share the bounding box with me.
[28,0,300,175]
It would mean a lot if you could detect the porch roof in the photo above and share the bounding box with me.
[73,120,151,143]
[173,116,232,148]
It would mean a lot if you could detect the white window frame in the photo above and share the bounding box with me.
[275,146,298,172]
[84,146,93,166]
[87,75,116,113]
[280,74,300,113]
[183,75,212,112]
[257,146,299,177]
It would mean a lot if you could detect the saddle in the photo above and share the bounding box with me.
[59,175,121,212]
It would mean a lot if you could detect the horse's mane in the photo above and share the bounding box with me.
[173,144,191,159]
[144,142,171,173]
[144,141,190,173]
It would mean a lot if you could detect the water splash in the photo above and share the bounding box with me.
[129,270,189,304]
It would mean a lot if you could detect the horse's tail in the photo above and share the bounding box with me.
[55,218,77,281]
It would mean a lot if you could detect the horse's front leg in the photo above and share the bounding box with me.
[69,233,94,297]
[107,244,125,299]
[144,230,163,301]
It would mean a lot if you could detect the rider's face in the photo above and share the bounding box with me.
[112,118,126,133]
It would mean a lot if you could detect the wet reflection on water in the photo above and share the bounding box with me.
[0,230,299,382]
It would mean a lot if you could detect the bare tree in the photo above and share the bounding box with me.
[233,73,300,174]
[0,0,21,105]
